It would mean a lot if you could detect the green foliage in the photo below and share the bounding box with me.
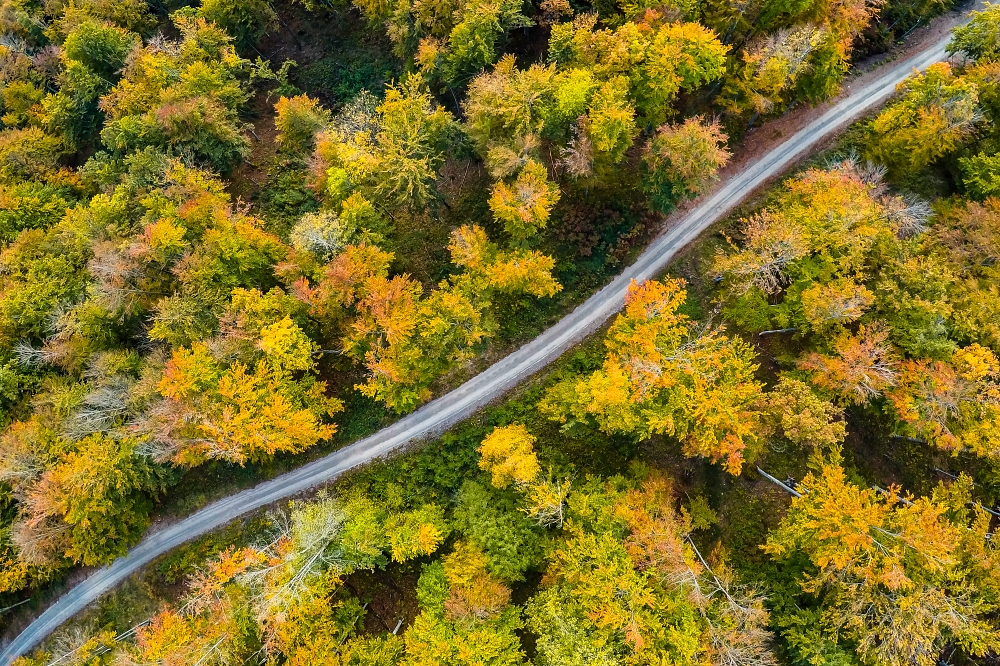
[866,63,980,177]
[275,94,331,155]
[0,179,79,243]
[97,11,252,173]
[451,480,546,581]
[0,128,64,184]
[959,151,1000,199]
[62,20,138,80]
[42,434,170,566]
[312,77,457,211]
[641,116,730,213]
[948,2,1000,62]
[199,0,277,49]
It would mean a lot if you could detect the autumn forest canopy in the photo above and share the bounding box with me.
[3,0,1000,662]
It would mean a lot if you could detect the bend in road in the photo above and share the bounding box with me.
[0,30,955,664]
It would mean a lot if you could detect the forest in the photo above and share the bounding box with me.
[0,0,998,661]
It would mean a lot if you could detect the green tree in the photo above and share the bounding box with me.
[452,481,546,582]
[866,63,980,176]
[98,11,251,172]
[948,2,1000,62]
[275,95,331,156]
[959,151,1000,199]
[312,77,456,211]
[63,20,139,80]
[439,0,532,83]
[199,0,277,49]
[24,434,168,566]
[404,543,527,665]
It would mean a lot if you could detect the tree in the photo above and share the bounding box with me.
[642,116,730,213]
[289,193,383,262]
[463,56,558,157]
[887,344,1000,459]
[476,424,570,528]
[800,279,875,330]
[312,78,456,211]
[866,63,980,176]
[15,433,168,566]
[959,152,1000,199]
[948,2,1000,62]
[488,159,560,241]
[275,95,331,156]
[930,197,1000,351]
[437,0,532,83]
[712,159,938,347]
[528,473,776,666]
[636,21,728,124]
[765,453,1000,666]
[462,15,726,182]
[98,12,251,172]
[541,279,763,474]
[478,424,541,488]
[759,377,846,449]
[719,26,825,118]
[62,20,138,81]
[0,229,87,345]
[584,76,638,169]
[798,322,898,404]
[713,211,809,297]
[295,225,559,413]
[548,15,727,126]
[144,316,342,466]
[199,0,277,48]
[0,128,64,184]
[404,542,527,665]
[452,480,546,582]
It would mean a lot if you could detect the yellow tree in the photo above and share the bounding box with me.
[528,473,775,665]
[541,279,763,474]
[642,116,731,213]
[866,63,980,176]
[478,424,541,488]
[888,344,1000,459]
[148,316,341,466]
[311,76,456,211]
[798,322,898,405]
[488,160,561,241]
[477,424,570,527]
[274,94,331,156]
[765,453,1000,666]
[759,377,846,450]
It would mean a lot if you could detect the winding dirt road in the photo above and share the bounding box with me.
[0,27,957,663]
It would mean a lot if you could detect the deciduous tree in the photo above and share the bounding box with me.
[541,279,763,473]
[866,63,980,176]
[642,116,730,213]
[766,453,1000,666]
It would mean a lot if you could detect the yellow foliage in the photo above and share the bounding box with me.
[478,424,542,488]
